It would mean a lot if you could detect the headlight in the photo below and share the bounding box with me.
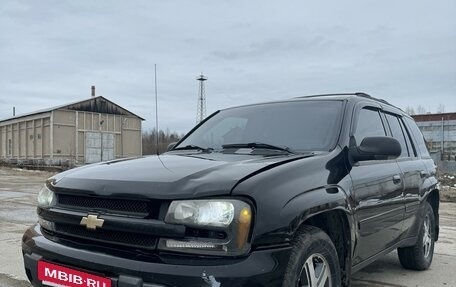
[161,199,253,256]
[165,200,235,228]
[37,184,56,208]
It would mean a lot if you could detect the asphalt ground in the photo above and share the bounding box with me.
[0,167,455,287]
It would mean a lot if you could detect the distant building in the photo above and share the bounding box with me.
[0,95,144,167]
[412,113,456,161]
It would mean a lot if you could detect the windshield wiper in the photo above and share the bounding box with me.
[173,144,213,153]
[222,142,296,154]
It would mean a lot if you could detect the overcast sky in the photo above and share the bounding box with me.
[1,0,455,133]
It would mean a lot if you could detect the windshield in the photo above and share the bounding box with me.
[176,100,344,153]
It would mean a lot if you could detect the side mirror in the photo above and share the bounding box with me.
[167,142,177,151]
[350,136,401,162]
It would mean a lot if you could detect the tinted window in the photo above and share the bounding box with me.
[385,113,409,157]
[399,118,416,157]
[200,117,248,147]
[177,101,344,152]
[404,117,430,158]
[354,108,386,144]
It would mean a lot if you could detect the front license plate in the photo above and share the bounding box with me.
[38,260,111,287]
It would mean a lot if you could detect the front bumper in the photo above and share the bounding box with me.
[22,224,291,287]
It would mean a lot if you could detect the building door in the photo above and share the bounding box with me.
[101,133,115,161]
[85,132,115,163]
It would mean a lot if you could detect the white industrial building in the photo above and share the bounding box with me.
[412,113,456,161]
[0,93,144,167]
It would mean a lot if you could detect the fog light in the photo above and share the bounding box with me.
[38,218,55,231]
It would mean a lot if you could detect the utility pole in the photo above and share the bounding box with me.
[155,64,159,155]
[196,74,207,124]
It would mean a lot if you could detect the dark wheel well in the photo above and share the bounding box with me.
[301,210,351,287]
[427,189,440,241]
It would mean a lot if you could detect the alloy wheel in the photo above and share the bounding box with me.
[297,253,332,287]
[423,214,432,258]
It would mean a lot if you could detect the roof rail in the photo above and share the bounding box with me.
[296,92,393,106]
[295,93,357,99]
[354,92,392,106]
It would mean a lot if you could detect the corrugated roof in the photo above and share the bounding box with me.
[0,96,145,123]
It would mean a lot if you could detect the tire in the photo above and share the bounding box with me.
[397,201,435,270]
[282,225,341,287]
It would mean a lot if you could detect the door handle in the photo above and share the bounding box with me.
[393,175,402,184]
[420,171,429,178]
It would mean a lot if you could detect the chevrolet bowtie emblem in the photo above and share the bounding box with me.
[80,214,104,230]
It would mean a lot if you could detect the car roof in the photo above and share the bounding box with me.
[221,93,406,116]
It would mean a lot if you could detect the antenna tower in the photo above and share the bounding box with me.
[196,74,207,123]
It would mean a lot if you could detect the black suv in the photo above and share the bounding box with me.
[22,93,439,287]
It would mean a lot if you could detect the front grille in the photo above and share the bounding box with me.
[54,223,157,250]
[51,193,168,250]
[57,194,159,218]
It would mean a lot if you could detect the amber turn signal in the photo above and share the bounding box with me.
[237,207,252,249]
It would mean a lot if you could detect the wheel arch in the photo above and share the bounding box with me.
[425,189,440,241]
[284,187,355,287]
[299,209,352,287]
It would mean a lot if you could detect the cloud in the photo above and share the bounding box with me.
[0,0,455,133]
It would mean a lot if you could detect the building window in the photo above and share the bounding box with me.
[8,139,12,155]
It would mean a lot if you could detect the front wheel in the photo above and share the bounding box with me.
[282,225,340,287]
[397,201,435,270]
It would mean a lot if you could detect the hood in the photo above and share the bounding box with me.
[51,153,313,200]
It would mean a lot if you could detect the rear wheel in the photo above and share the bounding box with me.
[397,201,435,270]
[282,225,340,287]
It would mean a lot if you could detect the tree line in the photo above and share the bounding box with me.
[142,128,184,155]
[405,104,446,115]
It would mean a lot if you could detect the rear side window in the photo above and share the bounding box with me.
[403,117,430,158]
[354,108,386,144]
[384,113,409,158]
[399,118,417,157]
